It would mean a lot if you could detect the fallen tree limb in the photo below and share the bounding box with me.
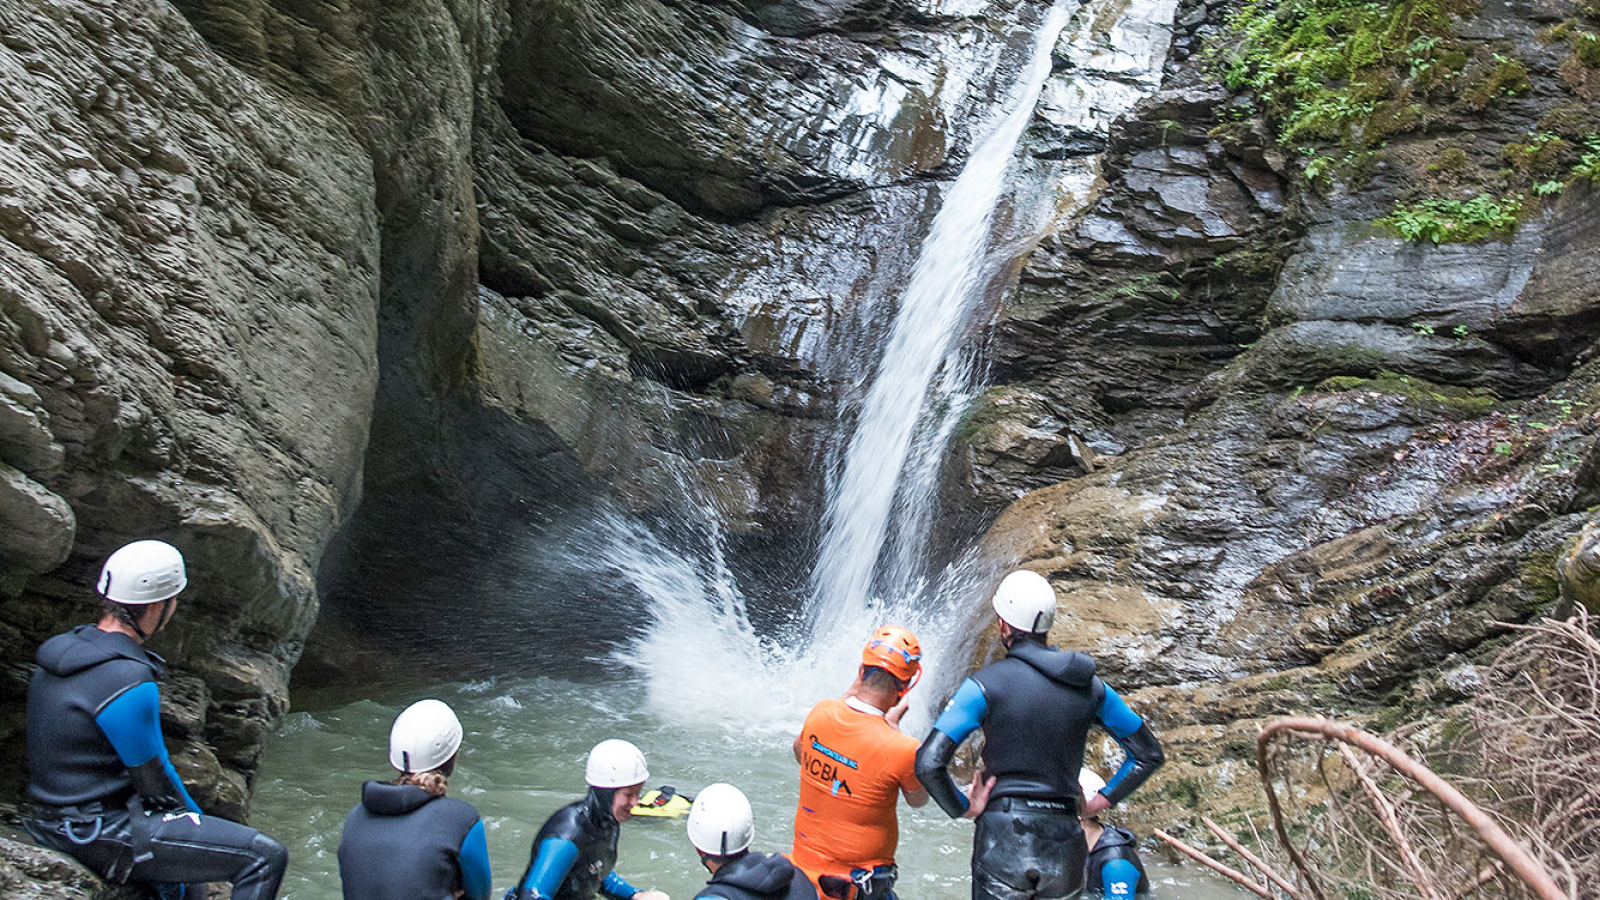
[1258,717,1567,900]
[1203,816,1304,900]
[1154,828,1273,899]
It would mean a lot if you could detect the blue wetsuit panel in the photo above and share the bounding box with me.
[1094,685,1144,799]
[1098,859,1140,898]
[602,870,639,898]
[522,837,580,896]
[459,819,492,900]
[94,682,199,813]
[931,678,988,744]
[927,678,990,813]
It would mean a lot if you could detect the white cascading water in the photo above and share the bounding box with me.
[619,2,1076,735]
[807,0,1074,637]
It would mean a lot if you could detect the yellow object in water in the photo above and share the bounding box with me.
[630,786,693,818]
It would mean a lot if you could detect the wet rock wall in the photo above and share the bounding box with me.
[963,0,1600,834]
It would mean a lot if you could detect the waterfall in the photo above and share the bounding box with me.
[619,0,1181,731]
[807,0,1073,636]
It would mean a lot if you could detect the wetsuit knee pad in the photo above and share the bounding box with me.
[249,832,289,872]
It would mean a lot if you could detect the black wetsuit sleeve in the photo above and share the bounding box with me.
[915,731,966,817]
[915,677,989,818]
[1094,679,1164,807]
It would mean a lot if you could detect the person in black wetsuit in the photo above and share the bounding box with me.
[24,540,288,900]
[1076,769,1148,899]
[685,783,816,900]
[507,739,670,900]
[914,569,1164,900]
[338,698,492,900]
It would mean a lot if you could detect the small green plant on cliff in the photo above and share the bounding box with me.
[1573,135,1600,184]
[1218,0,1477,153]
[1379,194,1522,242]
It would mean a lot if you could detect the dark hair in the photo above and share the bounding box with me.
[697,849,750,867]
[861,665,908,693]
[1001,626,1047,648]
[101,600,149,636]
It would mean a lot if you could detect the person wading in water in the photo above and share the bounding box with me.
[915,569,1164,900]
[338,699,492,900]
[686,783,816,900]
[789,626,929,900]
[508,739,671,900]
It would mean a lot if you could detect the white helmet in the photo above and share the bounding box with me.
[389,699,463,774]
[687,783,754,856]
[99,540,187,604]
[992,569,1055,633]
[586,739,649,788]
[1078,768,1107,804]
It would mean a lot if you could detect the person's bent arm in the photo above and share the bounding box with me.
[458,819,492,900]
[602,871,644,899]
[95,680,200,814]
[1098,859,1140,898]
[902,786,929,808]
[914,678,987,817]
[1093,680,1164,808]
[514,838,579,899]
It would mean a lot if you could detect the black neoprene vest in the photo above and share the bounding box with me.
[969,642,1102,805]
[338,781,482,900]
[1086,825,1150,895]
[694,853,817,900]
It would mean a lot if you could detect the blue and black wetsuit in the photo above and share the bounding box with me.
[509,788,641,900]
[914,640,1163,900]
[1086,826,1148,898]
[24,625,287,900]
[338,781,492,900]
[694,852,817,900]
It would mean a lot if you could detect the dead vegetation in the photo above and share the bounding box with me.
[1161,611,1599,899]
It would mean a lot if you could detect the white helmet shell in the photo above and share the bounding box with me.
[586,739,649,788]
[991,569,1056,634]
[687,783,754,856]
[1078,767,1107,803]
[99,540,187,605]
[389,699,463,774]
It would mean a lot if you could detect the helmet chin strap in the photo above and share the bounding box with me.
[155,598,176,634]
[115,603,150,641]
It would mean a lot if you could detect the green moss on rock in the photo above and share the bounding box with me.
[1314,372,1498,417]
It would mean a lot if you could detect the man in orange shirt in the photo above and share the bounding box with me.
[790,627,929,900]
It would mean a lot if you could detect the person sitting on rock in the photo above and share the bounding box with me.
[338,699,491,900]
[24,540,288,900]
[507,739,670,900]
[1077,769,1149,898]
[686,783,816,900]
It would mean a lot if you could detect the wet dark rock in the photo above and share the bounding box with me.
[0,829,142,900]
[962,0,1600,833]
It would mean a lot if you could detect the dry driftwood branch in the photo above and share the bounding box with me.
[1258,717,1567,900]
[1153,828,1274,899]
[1337,743,1441,900]
[1201,816,1304,900]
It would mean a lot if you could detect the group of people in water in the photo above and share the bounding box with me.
[23,540,1166,900]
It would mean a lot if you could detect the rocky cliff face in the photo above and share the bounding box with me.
[963,0,1600,833]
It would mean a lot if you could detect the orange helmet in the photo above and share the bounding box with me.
[862,626,922,684]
